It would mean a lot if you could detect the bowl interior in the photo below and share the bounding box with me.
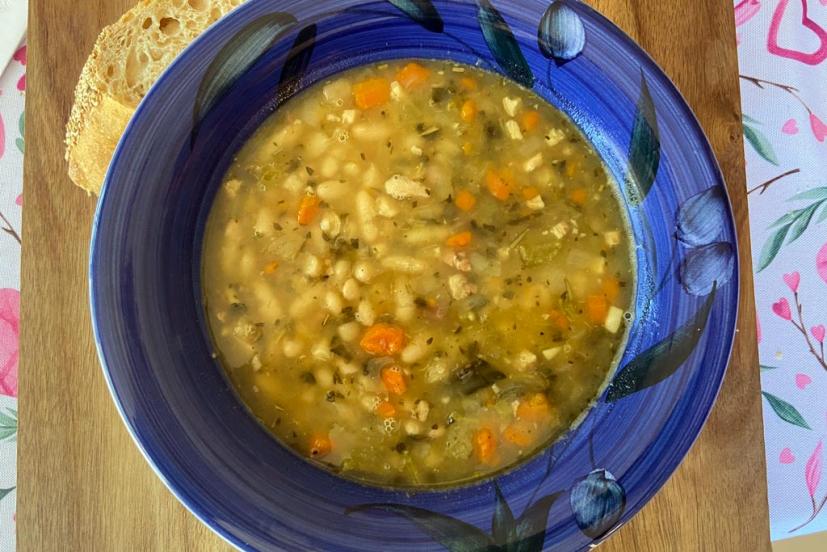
[91,1,738,550]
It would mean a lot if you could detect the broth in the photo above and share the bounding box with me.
[202,60,634,486]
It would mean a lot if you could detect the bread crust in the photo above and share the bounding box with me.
[65,0,243,195]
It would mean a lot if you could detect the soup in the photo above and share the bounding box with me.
[202,60,634,487]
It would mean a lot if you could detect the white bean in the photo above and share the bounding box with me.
[381,256,426,274]
[344,162,359,176]
[404,420,422,436]
[320,156,339,178]
[415,400,431,422]
[361,394,382,412]
[338,359,361,375]
[283,339,303,358]
[333,260,352,282]
[320,212,342,238]
[338,321,362,342]
[353,261,376,283]
[322,79,351,103]
[220,245,238,273]
[254,207,276,236]
[384,175,430,200]
[394,279,415,323]
[316,180,347,201]
[352,122,390,142]
[342,278,361,301]
[303,253,323,277]
[356,191,378,242]
[239,251,255,278]
[363,164,382,189]
[306,131,329,158]
[356,299,376,326]
[282,173,305,194]
[312,340,332,362]
[403,225,451,244]
[252,282,282,320]
[375,195,401,218]
[324,291,344,315]
[401,336,428,364]
[315,367,334,387]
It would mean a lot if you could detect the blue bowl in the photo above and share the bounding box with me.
[90,1,738,550]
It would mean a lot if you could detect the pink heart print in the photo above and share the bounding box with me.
[818,243,827,285]
[796,373,813,390]
[768,0,827,66]
[811,113,827,143]
[780,448,795,464]
[783,271,801,293]
[812,325,826,343]
[773,298,792,321]
[782,119,799,135]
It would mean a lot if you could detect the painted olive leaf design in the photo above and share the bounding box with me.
[348,482,562,552]
[675,186,726,247]
[387,0,444,33]
[742,117,779,166]
[16,112,24,154]
[626,73,660,203]
[0,487,14,502]
[537,0,586,62]
[192,12,297,142]
[509,491,563,552]
[758,195,827,271]
[276,24,318,101]
[0,408,17,442]
[570,469,626,539]
[760,364,780,371]
[346,503,497,552]
[606,285,716,402]
[787,185,827,202]
[762,391,811,430]
[492,482,517,546]
[679,242,734,296]
[477,0,535,88]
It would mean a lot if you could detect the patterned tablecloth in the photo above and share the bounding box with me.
[0,1,825,548]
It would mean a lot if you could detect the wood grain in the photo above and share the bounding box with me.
[18,0,769,550]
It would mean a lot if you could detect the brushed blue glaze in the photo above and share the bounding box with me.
[89,1,739,550]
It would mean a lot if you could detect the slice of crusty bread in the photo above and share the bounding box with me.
[65,0,245,195]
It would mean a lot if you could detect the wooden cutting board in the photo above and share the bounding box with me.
[18,0,770,550]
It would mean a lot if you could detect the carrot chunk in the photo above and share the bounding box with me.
[446,231,473,248]
[459,77,478,91]
[454,189,477,212]
[520,110,540,132]
[521,186,540,200]
[503,424,534,447]
[568,187,588,206]
[460,99,477,123]
[485,169,510,201]
[381,366,408,395]
[376,401,397,418]
[602,276,620,302]
[297,195,320,225]
[263,261,279,275]
[586,294,609,324]
[353,77,391,109]
[473,427,497,464]
[360,324,407,356]
[547,309,569,332]
[309,433,332,458]
[396,62,431,89]
[516,393,551,422]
